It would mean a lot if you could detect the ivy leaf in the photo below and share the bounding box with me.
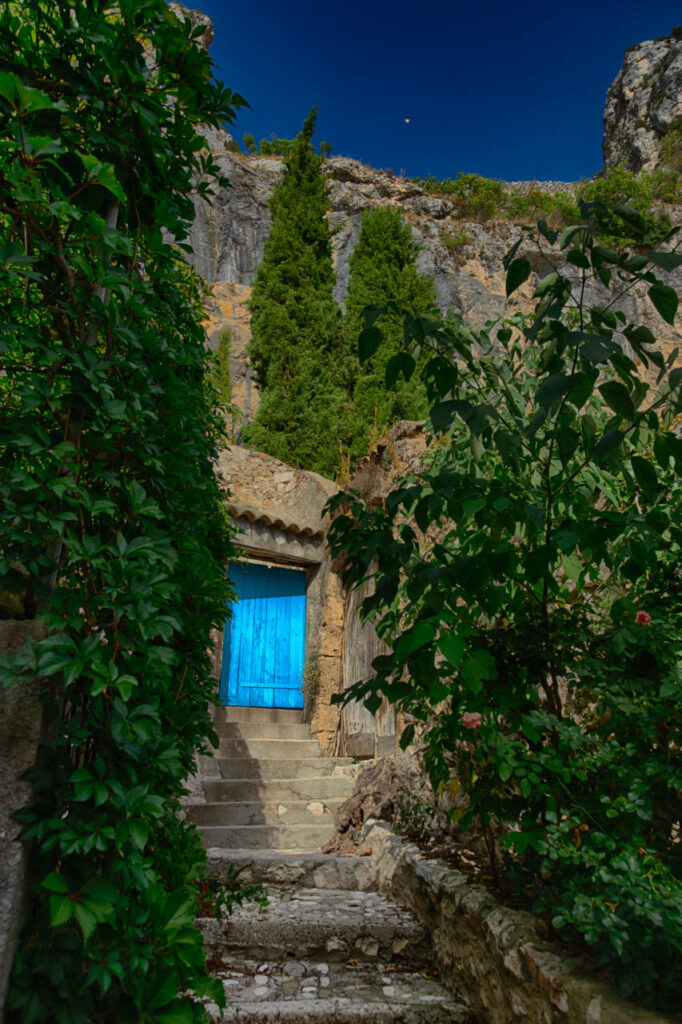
[648,283,678,325]
[49,895,74,927]
[42,872,69,893]
[506,257,531,296]
[74,902,99,941]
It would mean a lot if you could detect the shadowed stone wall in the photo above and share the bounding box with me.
[0,620,48,1020]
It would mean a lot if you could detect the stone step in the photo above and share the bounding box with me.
[215,721,312,741]
[213,738,322,759]
[203,958,473,1023]
[212,757,353,780]
[200,824,337,851]
[187,798,344,827]
[200,888,430,965]
[205,849,379,891]
[202,776,353,803]
[214,706,305,726]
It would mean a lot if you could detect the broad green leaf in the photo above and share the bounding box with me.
[646,251,682,273]
[460,650,497,694]
[648,283,678,325]
[429,400,465,433]
[399,723,415,750]
[536,373,576,408]
[157,1005,195,1024]
[590,429,624,460]
[362,305,385,327]
[439,634,466,668]
[395,622,437,659]
[358,326,383,362]
[163,895,195,932]
[599,381,634,420]
[385,352,416,388]
[630,456,658,502]
[506,257,531,296]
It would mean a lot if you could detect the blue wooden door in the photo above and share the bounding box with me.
[219,562,307,709]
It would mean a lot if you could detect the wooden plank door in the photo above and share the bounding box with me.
[219,561,306,709]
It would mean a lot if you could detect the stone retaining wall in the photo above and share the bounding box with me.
[362,820,672,1024]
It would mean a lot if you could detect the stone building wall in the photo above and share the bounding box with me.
[215,445,344,751]
[0,620,48,1019]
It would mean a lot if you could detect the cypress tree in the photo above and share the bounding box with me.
[343,206,436,462]
[243,110,345,477]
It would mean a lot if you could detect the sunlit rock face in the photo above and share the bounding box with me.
[603,31,682,172]
[184,16,682,429]
[167,3,214,51]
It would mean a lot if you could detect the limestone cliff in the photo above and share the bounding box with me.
[194,141,682,427]
[603,30,682,172]
[186,13,682,431]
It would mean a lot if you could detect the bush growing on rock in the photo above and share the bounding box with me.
[327,200,682,1008]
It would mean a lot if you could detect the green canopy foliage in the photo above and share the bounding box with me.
[243,110,346,477]
[342,207,436,462]
[328,203,682,1007]
[0,1,245,1019]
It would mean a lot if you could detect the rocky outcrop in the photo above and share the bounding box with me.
[191,141,572,318]
[186,12,682,433]
[603,30,682,172]
[167,3,214,50]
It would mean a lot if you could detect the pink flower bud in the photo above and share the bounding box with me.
[461,712,482,730]
[635,611,651,625]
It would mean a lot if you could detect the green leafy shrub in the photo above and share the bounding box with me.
[504,188,579,225]
[419,173,506,220]
[578,167,680,248]
[660,116,682,172]
[327,203,682,1008]
[441,229,473,258]
[0,2,246,1020]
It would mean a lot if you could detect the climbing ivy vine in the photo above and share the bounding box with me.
[0,1,245,1020]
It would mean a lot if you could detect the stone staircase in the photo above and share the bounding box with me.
[190,708,474,1021]
[187,706,354,852]
[198,855,474,1023]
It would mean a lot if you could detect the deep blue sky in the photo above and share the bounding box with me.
[197,1,681,183]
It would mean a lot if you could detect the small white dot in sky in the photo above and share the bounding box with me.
[404,117,411,123]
